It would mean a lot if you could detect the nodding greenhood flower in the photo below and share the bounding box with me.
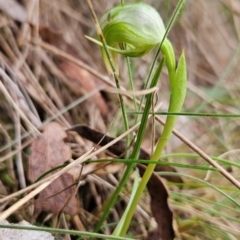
[98,2,167,73]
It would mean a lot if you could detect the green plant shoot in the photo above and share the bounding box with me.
[87,0,187,236]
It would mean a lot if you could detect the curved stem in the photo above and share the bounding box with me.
[118,51,187,236]
[161,39,176,84]
[110,58,165,236]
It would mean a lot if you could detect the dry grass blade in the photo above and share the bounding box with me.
[0,0,27,23]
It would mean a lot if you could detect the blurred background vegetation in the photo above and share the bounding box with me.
[0,0,240,239]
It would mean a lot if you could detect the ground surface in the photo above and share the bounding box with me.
[0,0,240,239]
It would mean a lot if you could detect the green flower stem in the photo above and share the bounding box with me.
[118,52,187,236]
[162,39,176,84]
[93,58,164,234]
[87,0,187,235]
[136,43,164,124]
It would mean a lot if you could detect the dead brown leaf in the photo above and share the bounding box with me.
[0,0,28,23]
[28,122,71,181]
[35,172,79,215]
[138,165,175,240]
[28,122,79,215]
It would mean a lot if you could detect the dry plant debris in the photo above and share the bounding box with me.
[0,0,28,23]
[0,0,240,239]
[28,122,79,216]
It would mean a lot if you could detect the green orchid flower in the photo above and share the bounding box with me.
[87,1,187,236]
[100,2,165,64]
